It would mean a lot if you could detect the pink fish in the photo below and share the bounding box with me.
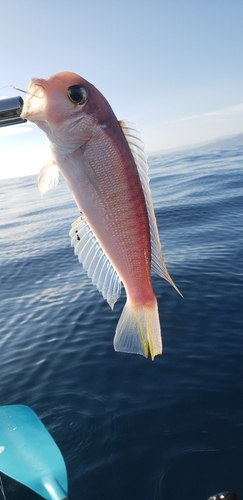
[21,72,180,359]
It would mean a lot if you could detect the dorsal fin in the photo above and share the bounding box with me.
[119,120,182,296]
[70,215,122,308]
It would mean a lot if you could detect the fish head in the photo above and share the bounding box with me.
[21,72,115,152]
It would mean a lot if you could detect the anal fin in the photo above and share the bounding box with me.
[69,216,121,308]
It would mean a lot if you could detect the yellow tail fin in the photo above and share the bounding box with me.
[113,301,162,360]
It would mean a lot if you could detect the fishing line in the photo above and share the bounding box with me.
[0,85,43,98]
[0,475,7,500]
[0,86,11,92]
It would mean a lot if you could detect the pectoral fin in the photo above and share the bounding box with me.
[70,148,102,198]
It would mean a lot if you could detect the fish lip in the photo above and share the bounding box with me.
[27,78,46,99]
[20,78,46,120]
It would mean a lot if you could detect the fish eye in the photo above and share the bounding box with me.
[67,85,88,105]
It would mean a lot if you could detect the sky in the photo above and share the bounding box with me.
[0,0,243,180]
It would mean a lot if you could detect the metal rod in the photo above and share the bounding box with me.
[0,96,27,127]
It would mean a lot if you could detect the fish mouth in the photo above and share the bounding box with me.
[20,78,46,121]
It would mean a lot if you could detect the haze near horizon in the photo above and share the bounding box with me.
[1,0,243,180]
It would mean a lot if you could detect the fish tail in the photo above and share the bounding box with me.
[113,300,162,360]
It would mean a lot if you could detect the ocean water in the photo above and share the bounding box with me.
[0,145,243,500]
